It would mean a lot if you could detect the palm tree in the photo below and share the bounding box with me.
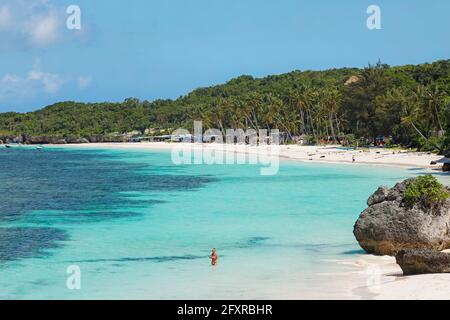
[416,85,446,134]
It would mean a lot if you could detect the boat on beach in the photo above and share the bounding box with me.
[4,143,22,149]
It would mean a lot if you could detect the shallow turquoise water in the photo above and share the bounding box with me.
[0,146,433,299]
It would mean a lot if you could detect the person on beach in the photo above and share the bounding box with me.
[210,248,218,266]
[352,155,356,163]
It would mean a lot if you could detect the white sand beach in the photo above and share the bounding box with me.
[58,142,443,169]
[346,252,450,300]
[55,142,450,300]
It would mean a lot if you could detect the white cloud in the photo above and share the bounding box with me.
[77,75,93,90]
[0,61,92,104]
[0,0,87,50]
[26,12,60,46]
[2,74,21,84]
[27,70,64,93]
[0,62,65,102]
[0,5,12,30]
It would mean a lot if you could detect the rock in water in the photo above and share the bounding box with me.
[353,178,450,256]
[396,249,450,275]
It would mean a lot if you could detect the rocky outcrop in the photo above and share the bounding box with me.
[0,135,25,144]
[0,134,133,144]
[85,135,104,143]
[65,136,90,144]
[353,178,450,256]
[396,249,450,275]
[89,135,129,143]
[25,136,67,144]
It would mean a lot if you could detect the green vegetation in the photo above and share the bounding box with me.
[0,59,449,150]
[404,175,449,208]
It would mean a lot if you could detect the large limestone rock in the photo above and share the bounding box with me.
[353,178,450,256]
[396,249,450,275]
[65,136,90,144]
[25,136,67,144]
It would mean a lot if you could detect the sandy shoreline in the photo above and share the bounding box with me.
[53,142,443,169]
[51,142,450,299]
[345,252,450,300]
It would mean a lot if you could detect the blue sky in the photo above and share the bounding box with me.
[0,0,449,112]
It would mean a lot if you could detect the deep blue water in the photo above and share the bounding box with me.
[0,148,213,263]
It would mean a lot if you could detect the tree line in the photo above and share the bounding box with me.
[0,59,449,152]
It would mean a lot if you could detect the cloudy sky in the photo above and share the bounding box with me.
[0,0,449,112]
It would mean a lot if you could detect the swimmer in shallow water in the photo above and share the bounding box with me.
[210,248,218,266]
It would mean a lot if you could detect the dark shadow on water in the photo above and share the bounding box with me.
[228,236,358,254]
[422,172,450,177]
[407,168,450,177]
[0,227,69,262]
[0,148,217,262]
[23,209,159,224]
[341,249,366,255]
[72,254,207,264]
[0,148,216,224]
[233,236,271,248]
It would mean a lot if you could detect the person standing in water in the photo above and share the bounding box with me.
[210,248,218,266]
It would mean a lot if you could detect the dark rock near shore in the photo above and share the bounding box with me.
[85,135,104,143]
[65,136,90,144]
[353,178,450,256]
[25,136,67,144]
[91,135,129,143]
[0,134,133,144]
[396,249,450,275]
[443,163,450,172]
[0,135,23,144]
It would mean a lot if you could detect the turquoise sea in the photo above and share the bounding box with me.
[0,146,437,299]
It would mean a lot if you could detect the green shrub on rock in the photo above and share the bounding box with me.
[404,175,449,209]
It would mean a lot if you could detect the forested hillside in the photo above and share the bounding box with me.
[1,59,449,151]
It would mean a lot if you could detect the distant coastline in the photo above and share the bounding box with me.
[1,58,449,158]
